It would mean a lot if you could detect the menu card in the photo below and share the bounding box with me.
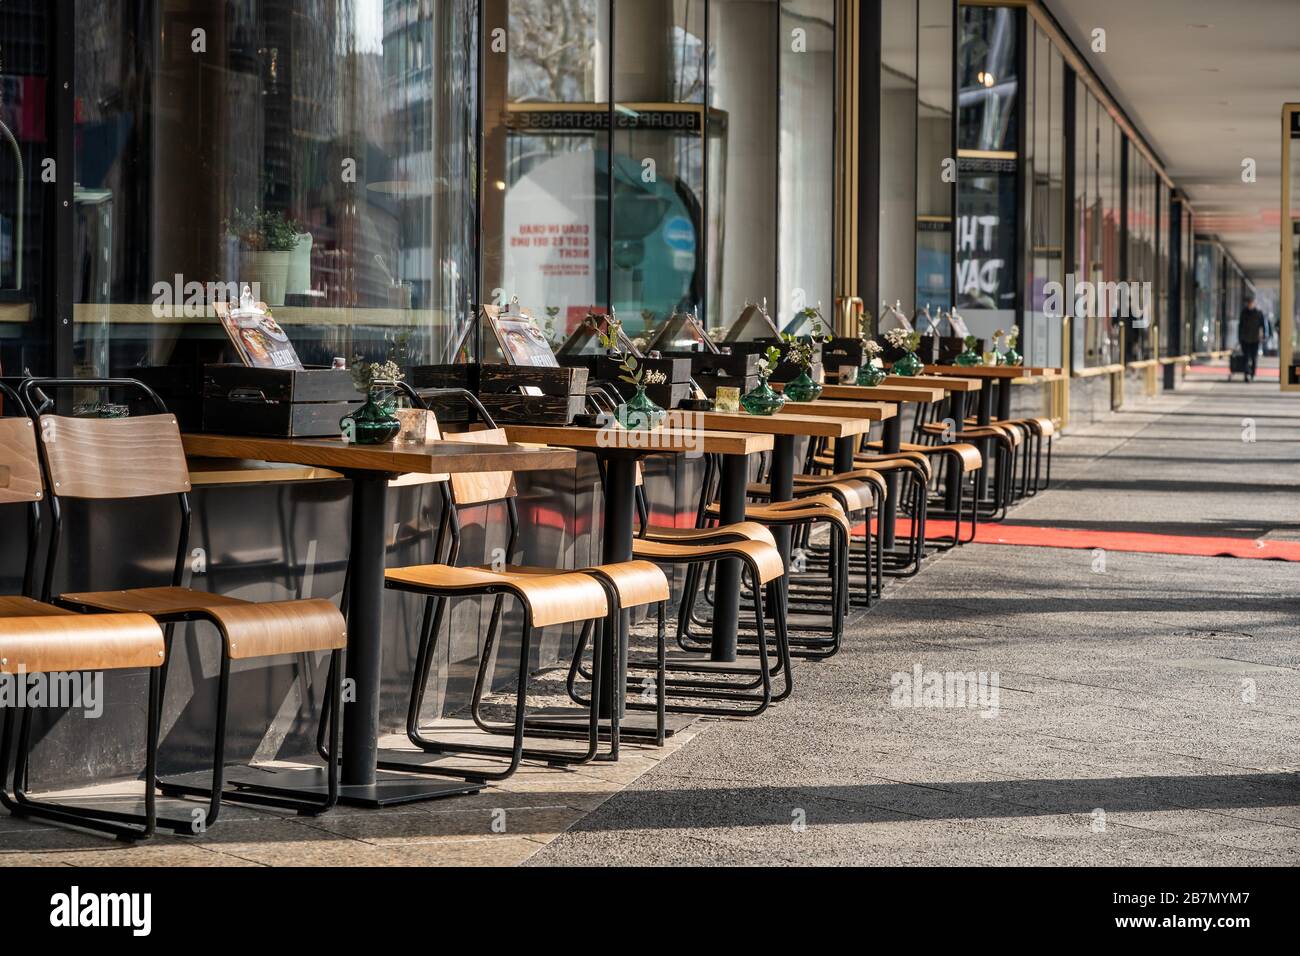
[214,300,304,370]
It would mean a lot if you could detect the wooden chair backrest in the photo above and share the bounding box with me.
[37,414,191,500]
[0,417,44,504]
[440,427,517,506]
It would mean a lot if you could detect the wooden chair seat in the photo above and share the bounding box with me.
[788,476,877,511]
[814,451,933,481]
[482,561,669,610]
[384,565,609,628]
[704,496,852,536]
[640,521,778,547]
[0,596,73,618]
[58,587,347,661]
[0,612,165,674]
[931,421,1023,447]
[864,439,983,473]
[631,537,786,584]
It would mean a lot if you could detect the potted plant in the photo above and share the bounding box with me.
[741,345,787,416]
[584,313,663,430]
[955,334,983,366]
[858,338,887,386]
[781,306,832,401]
[341,358,403,445]
[884,328,925,376]
[226,207,302,307]
[1003,324,1022,366]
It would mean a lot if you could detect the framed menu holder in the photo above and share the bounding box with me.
[556,311,642,358]
[646,310,719,354]
[725,302,780,342]
[482,303,559,368]
[214,300,304,370]
[1281,104,1300,391]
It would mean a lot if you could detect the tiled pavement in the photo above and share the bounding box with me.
[4,364,1298,866]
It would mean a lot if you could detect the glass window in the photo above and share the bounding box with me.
[780,0,836,329]
[915,0,954,315]
[481,0,608,350]
[0,2,53,377]
[75,0,480,376]
[611,1,706,340]
[956,5,1017,331]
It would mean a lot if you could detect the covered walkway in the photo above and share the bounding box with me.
[532,365,1300,865]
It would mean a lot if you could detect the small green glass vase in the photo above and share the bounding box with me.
[893,351,925,376]
[341,389,401,445]
[954,348,983,367]
[857,363,887,386]
[1003,346,1022,367]
[782,369,822,402]
[740,378,786,416]
[618,384,665,430]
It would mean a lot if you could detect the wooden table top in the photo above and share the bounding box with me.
[811,383,947,404]
[500,424,773,457]
[187,457,344,486]
[776,400,895,422]
[882,374,982,392]
[925,365,1057,379]
[182,433,578,475]
[661,409,871,439]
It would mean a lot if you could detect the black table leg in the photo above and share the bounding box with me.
[997,379,1013,421]
[341,472,388,787]
[710,454,749,661]
[598,456,637,719]
[223,469,481,806]
[976,385,994,499]
[832,430,856,474]
[769,435,796,599]
[944,392,967,511]
[880,415,902,550]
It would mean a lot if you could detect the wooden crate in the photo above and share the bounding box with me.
[477,364,588,424]
[201,365,362,437]
[594,355,692,409]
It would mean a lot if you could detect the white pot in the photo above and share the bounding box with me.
[239,250,291,307]
[286,232,312,295]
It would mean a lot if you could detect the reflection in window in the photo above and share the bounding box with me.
[74,0,479,374]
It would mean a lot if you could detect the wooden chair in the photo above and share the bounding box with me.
[631,455,837,658]
[0,384,167,841]
[20,378,347,830]
[376,388,668,780]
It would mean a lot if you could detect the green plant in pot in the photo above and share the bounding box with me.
[741,345,787,416]
[585,313,664,430]
[955,333,983,366]
[342,359,403,445]
[884,328,925,376]
[226,207,303,307]
[1002,324,1022,366]
[857,338,887,386]
[781,306,831,402]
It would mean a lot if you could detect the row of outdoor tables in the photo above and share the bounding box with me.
[174,368,1052,805]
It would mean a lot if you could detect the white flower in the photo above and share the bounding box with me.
[863,340,883,357]
[882,328,913,350]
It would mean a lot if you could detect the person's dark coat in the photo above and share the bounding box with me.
[1238,307,1266,344]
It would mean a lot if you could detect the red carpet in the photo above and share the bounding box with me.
[1185,363,1278,379]
[857,519,1300,562]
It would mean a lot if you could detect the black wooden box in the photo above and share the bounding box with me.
[594,355,693,409]
[132,364,205,429]
[664,350,759,398]
[477,364,588,424]
[201,365,362,437]
[408,363,481,423]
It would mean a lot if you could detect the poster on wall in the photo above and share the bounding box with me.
[502,151,598,331]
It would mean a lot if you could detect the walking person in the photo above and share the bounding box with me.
[1237,293,1267,382]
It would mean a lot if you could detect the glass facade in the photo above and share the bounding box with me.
[2,0,843,380]
[956,4,1018,331]
[73,0,479,376]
